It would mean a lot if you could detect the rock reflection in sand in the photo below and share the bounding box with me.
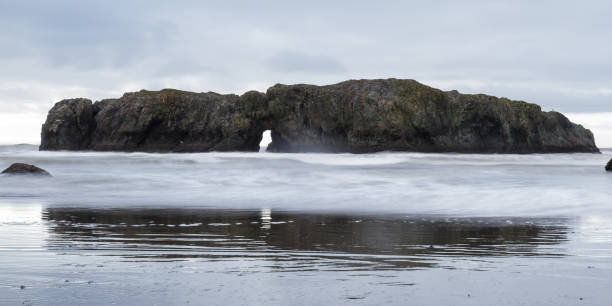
[42,208,569,271]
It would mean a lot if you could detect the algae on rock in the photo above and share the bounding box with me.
[40,79,599,154]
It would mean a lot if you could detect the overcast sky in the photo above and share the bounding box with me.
[0,0,610,146]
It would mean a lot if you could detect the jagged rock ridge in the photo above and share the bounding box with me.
[40,79,599,154]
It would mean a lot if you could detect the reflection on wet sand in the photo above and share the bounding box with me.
[43,208,570,271]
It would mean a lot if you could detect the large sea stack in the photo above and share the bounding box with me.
[40,79,599,154]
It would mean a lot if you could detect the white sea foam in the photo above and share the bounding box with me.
[1,145,611,217]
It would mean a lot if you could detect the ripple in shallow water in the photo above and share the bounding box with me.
[1,206,611,305]
[41,208,571,271]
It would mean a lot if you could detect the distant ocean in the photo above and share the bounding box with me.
[1,144,611,216]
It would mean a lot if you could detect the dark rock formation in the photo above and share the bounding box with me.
[2,163,51,176]
[88,89,267,152]
[40,79,599,154]
[40,98,94,150]
[41,89,267,152]
[606,159,612,171]
[265,80,599,153]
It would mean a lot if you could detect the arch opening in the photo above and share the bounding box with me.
[258,130,272,152]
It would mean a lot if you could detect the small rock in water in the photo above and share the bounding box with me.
[20,285,25,290]
[606,159,612,172]
[2,163,51,176]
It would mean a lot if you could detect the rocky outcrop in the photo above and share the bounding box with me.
[265,80,599,153]
[40,98,94,150]
[2,163,51,176]
[41,89,267,152]
[40,79,599,154]
[606,159,612,171]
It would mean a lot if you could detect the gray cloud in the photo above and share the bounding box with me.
[0,0,611,116]
[267,51,345,74]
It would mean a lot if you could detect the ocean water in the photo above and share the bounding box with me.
[1,144,611,216]
[1,145,611,305]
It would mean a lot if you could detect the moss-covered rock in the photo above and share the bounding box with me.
[265,79,598,153]
[40,98,94,150]
[42,89,267,152]
[40,79,599,153]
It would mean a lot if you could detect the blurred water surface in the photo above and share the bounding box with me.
[1,145,611,305]
[1,145,611,216]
